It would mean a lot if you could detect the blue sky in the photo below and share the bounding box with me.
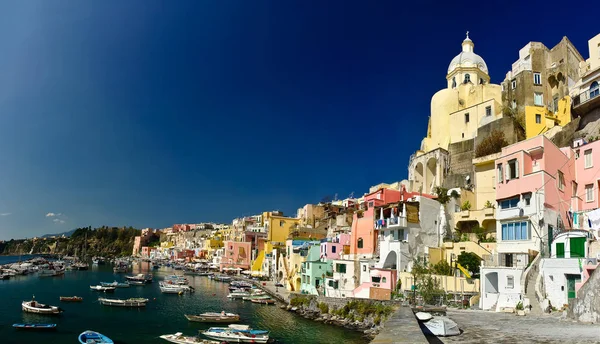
[0,1,597,240]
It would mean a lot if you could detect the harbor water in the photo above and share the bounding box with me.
[0,258,368,344]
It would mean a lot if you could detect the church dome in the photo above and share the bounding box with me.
[447,33,488,75]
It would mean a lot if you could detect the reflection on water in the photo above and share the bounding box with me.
[0,260,368,344]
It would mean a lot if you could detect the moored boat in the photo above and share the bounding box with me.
[415,312,433,321]
[13,323,57,331]
[159,282,187,294]
[90,285,116,293]
[100,281,130,288]
[79,330,114,344]
[160,332,220,344]
[201,324,269,343]
[250,298,275,305]
[98,297,149,307]
[184,311,240,323]
[227,290,250,299]
[127,280,146,286]
[22,297,63,315]
[60,296,83,302]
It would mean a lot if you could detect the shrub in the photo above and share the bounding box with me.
[431,260,452,276]
[289,296,310,307]
[318,302,329,314]
[460,200,471,211]
[475,130,508,158]
[484,200,495,209]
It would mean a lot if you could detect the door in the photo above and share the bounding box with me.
[566,274,581,299]
[556,243,565,258]
[569,237,586,258]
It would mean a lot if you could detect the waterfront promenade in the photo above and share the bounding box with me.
[370,307,428,344]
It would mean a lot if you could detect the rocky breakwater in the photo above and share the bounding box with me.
[286,295,397,338]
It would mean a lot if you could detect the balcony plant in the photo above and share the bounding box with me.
[484,200,495,209]
[460,200,472,211]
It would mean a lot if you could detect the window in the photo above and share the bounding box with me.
[512,99,517,109]
[523,193,531,206]
[576,149,580,159]
[331,246,336,253]
[534,92,543,106]
[279,220,285,227]
[586,184,594,202]
[497,163,504,183]
[507,159,519,180]
[368,201,374,208]
[372,276,381,283]
[572,182,578,197]
[557,171,565,191]
[535,114,541,124]
[485,106,492,117]
[553,96,559,112]
[455,204,460,213]
[591,81,600,99]
[335,263,347,273]
[501,221,529,241]
[357,238,363,249]
[585,149,593,169]
[464,73,471,84]
[511,80,516,89]
[465,113,470,123]
[507,275,515,289]
[362,265,367,272]
[328,280,334,287]
[533,72,541,85]
[452,77,456,89]
[499,197,519,209]
[382,277,387,283]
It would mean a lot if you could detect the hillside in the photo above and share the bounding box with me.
[0,226,141,257]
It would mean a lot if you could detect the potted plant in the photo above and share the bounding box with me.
[460,200,471,217]
[484,200,495,215]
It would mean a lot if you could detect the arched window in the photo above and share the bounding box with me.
[480,78,484,85]
[452,77,457,89]
[464,74,471,84]
[591,81,599,99]
[382,277,387,283]
[357,238,363,249]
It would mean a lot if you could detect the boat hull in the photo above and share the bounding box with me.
[13,323,57,331]
[79,330,114,344]
[185,314,240,323]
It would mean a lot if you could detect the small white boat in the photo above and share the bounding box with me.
[420,316,460,337]
[201,324,269,343]
[185,311,240,323]
[160,332,220,344]
[227,291,250,299]
[22,297,63,315]
[159,282,187,294]
[98,297,148,307]
[415,312,433,321]
[90,285,116,293]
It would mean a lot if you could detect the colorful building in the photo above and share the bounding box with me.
[220,241,252,271]
[300,245,332,295]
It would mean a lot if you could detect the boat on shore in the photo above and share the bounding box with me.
[13,323,57,331]
[79,330,114,344]
[98,297,149,307]
[60,296,83,302]
[185,312,240,323]
[22,297,63,315]
[100,281,130,288]
[160,332,221,344]
[201,324,269,343]
[418,316,460,337]
[90,285,116,293]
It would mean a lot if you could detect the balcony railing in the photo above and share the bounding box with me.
[573,89,600,108]
[374,216,407,229]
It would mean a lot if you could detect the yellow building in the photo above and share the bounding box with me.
[408,33,503,194]
[525,96,572,138]
[263,211,300,247]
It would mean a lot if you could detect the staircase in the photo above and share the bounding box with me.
[282,256,294,291]
[524,259,543,315]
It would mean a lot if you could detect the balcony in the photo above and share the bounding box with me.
[573,88,600,116]
[455,208,496,225]
[374,216,407,230]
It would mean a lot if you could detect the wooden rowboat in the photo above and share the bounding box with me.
[60,296,83,302]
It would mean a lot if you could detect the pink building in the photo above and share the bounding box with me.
[572,138,600,212]
[320,233,351,260]
[494,135,575,265]
[220,241,252,271]
[141,246,156,258]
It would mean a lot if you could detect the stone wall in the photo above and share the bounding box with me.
[550,117,580,148]
[568,267,600,323]
[443,139,474,189]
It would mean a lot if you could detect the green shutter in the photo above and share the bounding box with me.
[556,243,565,258]
[569,237,586,258]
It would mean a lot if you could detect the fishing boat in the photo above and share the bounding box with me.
[159,282,188,294]
[38,265,65,277]
[90,285,116,293]
[113,264,128,273]
[251,298,275,305]
[78,330,114,344]
[227,290,250,299]
[100,281,130,288]
[13,323,57,331]
[160,332,221,344]
[22,297,63,315]
[419,316,460,337]
[242,294,271,301]
[60,296,83,302]
[98,297,149,307]
[165,275,189,285]
[125,273,153,283]
[184,311,240,323]
[210,275,232,282]
[73,261,89,270]
[183,270,211,276]
[201,324,269,343]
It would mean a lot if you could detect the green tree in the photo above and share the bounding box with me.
[457,252,481,276]
[431,260,452,276]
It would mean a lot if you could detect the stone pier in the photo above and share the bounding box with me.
[370,307,428,344]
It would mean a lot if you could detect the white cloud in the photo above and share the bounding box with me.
[46,212,56,217]
[53,218,65,224]
[0,213,11,216]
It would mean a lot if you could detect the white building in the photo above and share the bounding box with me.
[324,259,359,298]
